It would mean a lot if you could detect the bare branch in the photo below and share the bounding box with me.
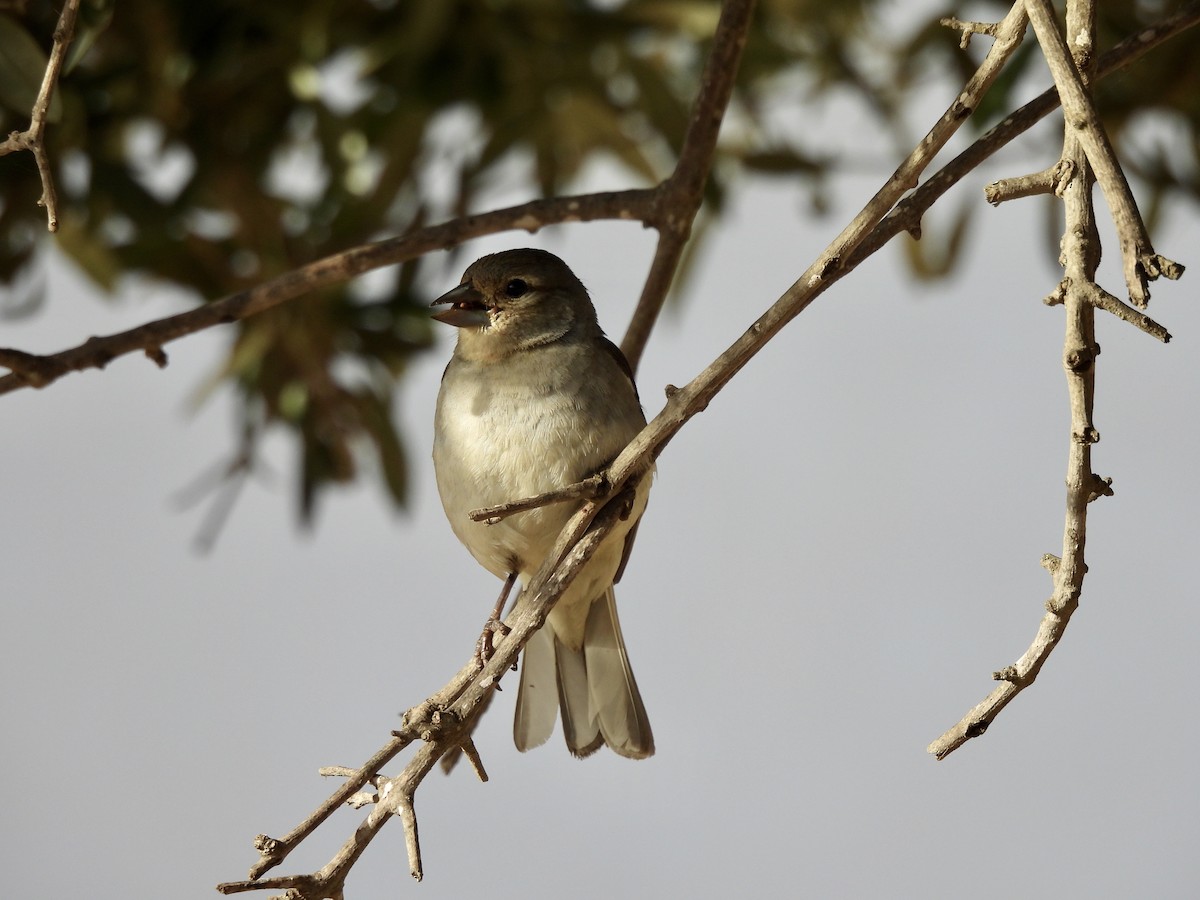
[927,0,1183,760]
[1024,0,1185,307]
[0,188,658,394]
[243,733,411,883]
[218,2,1049,876]
[203,6,1200,875]
[0,0,82,231]
[218,488,632,896]
[1077,279,1171,342]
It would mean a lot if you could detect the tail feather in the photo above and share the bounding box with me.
[513,626,557,752]
[581,589,654,759]
[555,638,604,758]
[514,588,654,759]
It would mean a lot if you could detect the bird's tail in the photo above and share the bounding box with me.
[513,588,654,759]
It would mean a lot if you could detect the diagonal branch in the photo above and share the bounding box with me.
[600,2,1031,491]
[0,188,660,394]
[453,5,1048,527]
[218,2,760,891]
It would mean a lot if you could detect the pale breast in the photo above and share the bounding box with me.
[433,344,640,580]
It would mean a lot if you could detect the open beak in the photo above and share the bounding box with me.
[431,282,490,328]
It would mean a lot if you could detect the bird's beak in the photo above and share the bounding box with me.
[431,282,490,328]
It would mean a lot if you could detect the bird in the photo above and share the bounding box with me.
[430,248,654,759]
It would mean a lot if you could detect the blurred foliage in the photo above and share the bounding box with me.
[0,0,1196,520]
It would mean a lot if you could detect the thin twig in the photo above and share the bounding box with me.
[0,0,82,231]
[1062,278,1171,342]
[468,473,607,523]
[1080,281,1170,341]
[458,738,488,782]
[244,733,411,882]
[941,16,1001,48]
[985,161,1069,204]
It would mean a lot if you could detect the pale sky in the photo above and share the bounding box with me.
[4,52,1199,900]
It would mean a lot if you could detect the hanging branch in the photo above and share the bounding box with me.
[927,0,1183,761]
[0,0,82,232]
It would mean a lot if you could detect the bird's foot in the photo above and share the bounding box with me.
[474,616,512,668]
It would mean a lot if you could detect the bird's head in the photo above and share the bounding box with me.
[431,249,598,359]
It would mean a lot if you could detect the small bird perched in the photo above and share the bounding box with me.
[430,248,654,759]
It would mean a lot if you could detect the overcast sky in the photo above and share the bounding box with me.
[5,39,1200,900]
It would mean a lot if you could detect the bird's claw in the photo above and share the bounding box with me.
[475,617,512,668]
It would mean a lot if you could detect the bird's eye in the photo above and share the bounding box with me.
[504,278,529,298]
